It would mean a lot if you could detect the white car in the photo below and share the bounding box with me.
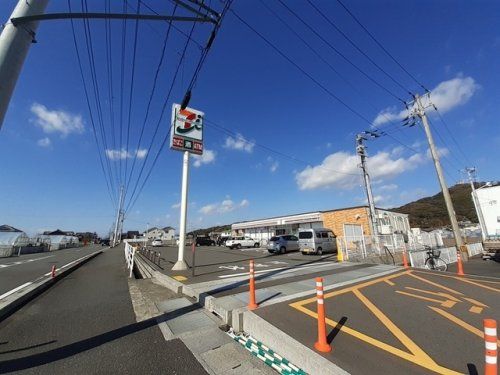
[151,239,163,247]
[226,236,260,249]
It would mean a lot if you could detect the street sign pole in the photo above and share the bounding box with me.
[172,151,190,270]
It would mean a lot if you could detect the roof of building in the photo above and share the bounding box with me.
[0,224,22,232]
[232,205,407,226]
[162,226,174,231]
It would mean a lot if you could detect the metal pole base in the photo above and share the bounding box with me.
[172,260,189,271]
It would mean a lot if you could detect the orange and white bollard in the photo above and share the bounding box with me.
[314,277,332,353]
[456,250,465,276]
[51,265,56,278]
[248,259,258,310]
[484,319,497,375]
[402,249,409,269]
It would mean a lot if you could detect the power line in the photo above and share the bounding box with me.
[334,0,427,91]
[435,109,471,166]
[304,0,411,96]
[67,0,116,208]
[274,0,405,103]
[118,0,128,187]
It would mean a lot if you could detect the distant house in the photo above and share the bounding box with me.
[144,226,175,241]
[126,231,140,239]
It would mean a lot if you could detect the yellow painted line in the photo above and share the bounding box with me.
[462,297,488,307]
[414,270,500,284]
[469,306,483,314]
[404,287,461,302]
[454,277,500,293]
[441,300,457,308]
[173,275,187,281]
[395,290,450,305]
[384,279,395,286]
[408,272,464,295]
[429,306,500,346]
[290,271,408,308]
[292,302,461,374]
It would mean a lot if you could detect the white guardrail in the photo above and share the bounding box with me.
[124,241,136,278]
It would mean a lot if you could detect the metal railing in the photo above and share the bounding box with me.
[124,241,136,278]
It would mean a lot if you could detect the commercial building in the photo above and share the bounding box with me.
[232,206,410,244]
[473,184,500,238]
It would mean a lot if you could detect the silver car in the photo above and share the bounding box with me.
[267,235,299,254]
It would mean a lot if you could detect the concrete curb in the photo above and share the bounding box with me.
[242,311,348,375]
[0,249,103,322]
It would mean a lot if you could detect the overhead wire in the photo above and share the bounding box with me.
[67,0,116,208]
[118,0,128,187]
[435,109,471,166]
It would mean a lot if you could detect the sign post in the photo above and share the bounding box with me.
[170,104,203,271]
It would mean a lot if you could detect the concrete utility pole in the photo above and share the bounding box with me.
[356,134,379,240]
[172,151,190,271]
[0,0,49,129]
[113,185,125,247]
[413,94,467,259]
[466,167,487,241]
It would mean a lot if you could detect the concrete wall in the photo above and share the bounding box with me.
[321,207,371,237]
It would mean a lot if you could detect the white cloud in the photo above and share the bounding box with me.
[171,202,181,209]
[224,133,255,153]
[105,148,148,160]
[379,184,398,191]
[267,156,279,173]
[37,137,51,148]
[192,149,216,167]
[373,76,479,126]
[295,148,426,190]
[199,198,249,215]
[30,103,84,136]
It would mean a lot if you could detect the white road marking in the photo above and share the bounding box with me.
[254,263,269,268]
[0,255,54,270]
[0,282,33,300]
[217,261,338,279]
[268,261,288,265]
[219,265,245,271]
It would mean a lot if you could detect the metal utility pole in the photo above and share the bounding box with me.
[356,133,379,240]
[172,151,190,271]
[0,0,50,129]
[112,185,125,247]
[413,94,466,259]
[466,167,487,241]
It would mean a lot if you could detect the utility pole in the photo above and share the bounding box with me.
[0,0,50,129]
[466,167,487,241]
[112,185,125,247]
[356,132,379,243]
[412,94,467,260]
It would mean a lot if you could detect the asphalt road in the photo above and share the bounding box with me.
[257,268,500,375]
[0,245,103,296]
[0,246,207,375]
[448,256,500,277]
[149,244,339,283]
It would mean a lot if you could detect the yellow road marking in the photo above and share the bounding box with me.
[469,306,483,314]
[395,290,456,308]
[408,272,464,295]
[462,297,488,307]
[404,287,461,302]
[291,290,461,374]
[384,279,395,286]
[173,275,187,281]
[290,271,408,308]
[429,307,500,346]
[455,277,500,292]
[414,270,500,284]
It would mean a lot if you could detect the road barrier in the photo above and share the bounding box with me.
[51,265,56,278]
[124,241,136,278]
[314,277,332,353]
[467,242,484,257]
[402,249,409,269]
[456,249,465,276]
[484,319,497,375]
[408,246,458,269]
[248,259,258,310]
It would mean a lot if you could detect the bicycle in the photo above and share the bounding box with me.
[424,246,447,271]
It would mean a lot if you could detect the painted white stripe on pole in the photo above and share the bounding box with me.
[485,327,497,336]
[485,341,497,350]
[485,356,497,364]
[316,282,322,287]
[317,290,324,295]
[317,299,324,304]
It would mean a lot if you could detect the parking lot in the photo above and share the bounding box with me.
[257,269,500,375]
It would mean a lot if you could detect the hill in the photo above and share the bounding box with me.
[393,183,478,229]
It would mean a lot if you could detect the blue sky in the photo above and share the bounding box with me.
[0,0,499,236]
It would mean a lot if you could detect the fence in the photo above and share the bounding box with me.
[466,242,483,257]
[408,247,458,268]
[124,241,136,278]
[338,234,406,261]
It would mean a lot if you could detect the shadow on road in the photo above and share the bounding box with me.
[327,316,347,344]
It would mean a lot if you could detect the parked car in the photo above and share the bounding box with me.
[151,239,163,247]
[217,236,231,246]
[298,228,337,255]
[101,239,110,246]
[195,236,216,246]
[267,235,299,254]
[226,236,260,249]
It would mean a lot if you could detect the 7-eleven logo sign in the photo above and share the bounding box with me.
[170,104,204,154]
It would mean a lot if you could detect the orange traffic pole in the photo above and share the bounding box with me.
[402,248,409,269]
[314,277,332,353]
[484,319,497,375]
[248,259,258,310]
[51,265,56,278]
[456,250,465,276]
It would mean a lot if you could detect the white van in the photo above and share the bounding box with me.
[298,228,337,255]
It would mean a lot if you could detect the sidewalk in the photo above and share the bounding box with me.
[0,246,207,374]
